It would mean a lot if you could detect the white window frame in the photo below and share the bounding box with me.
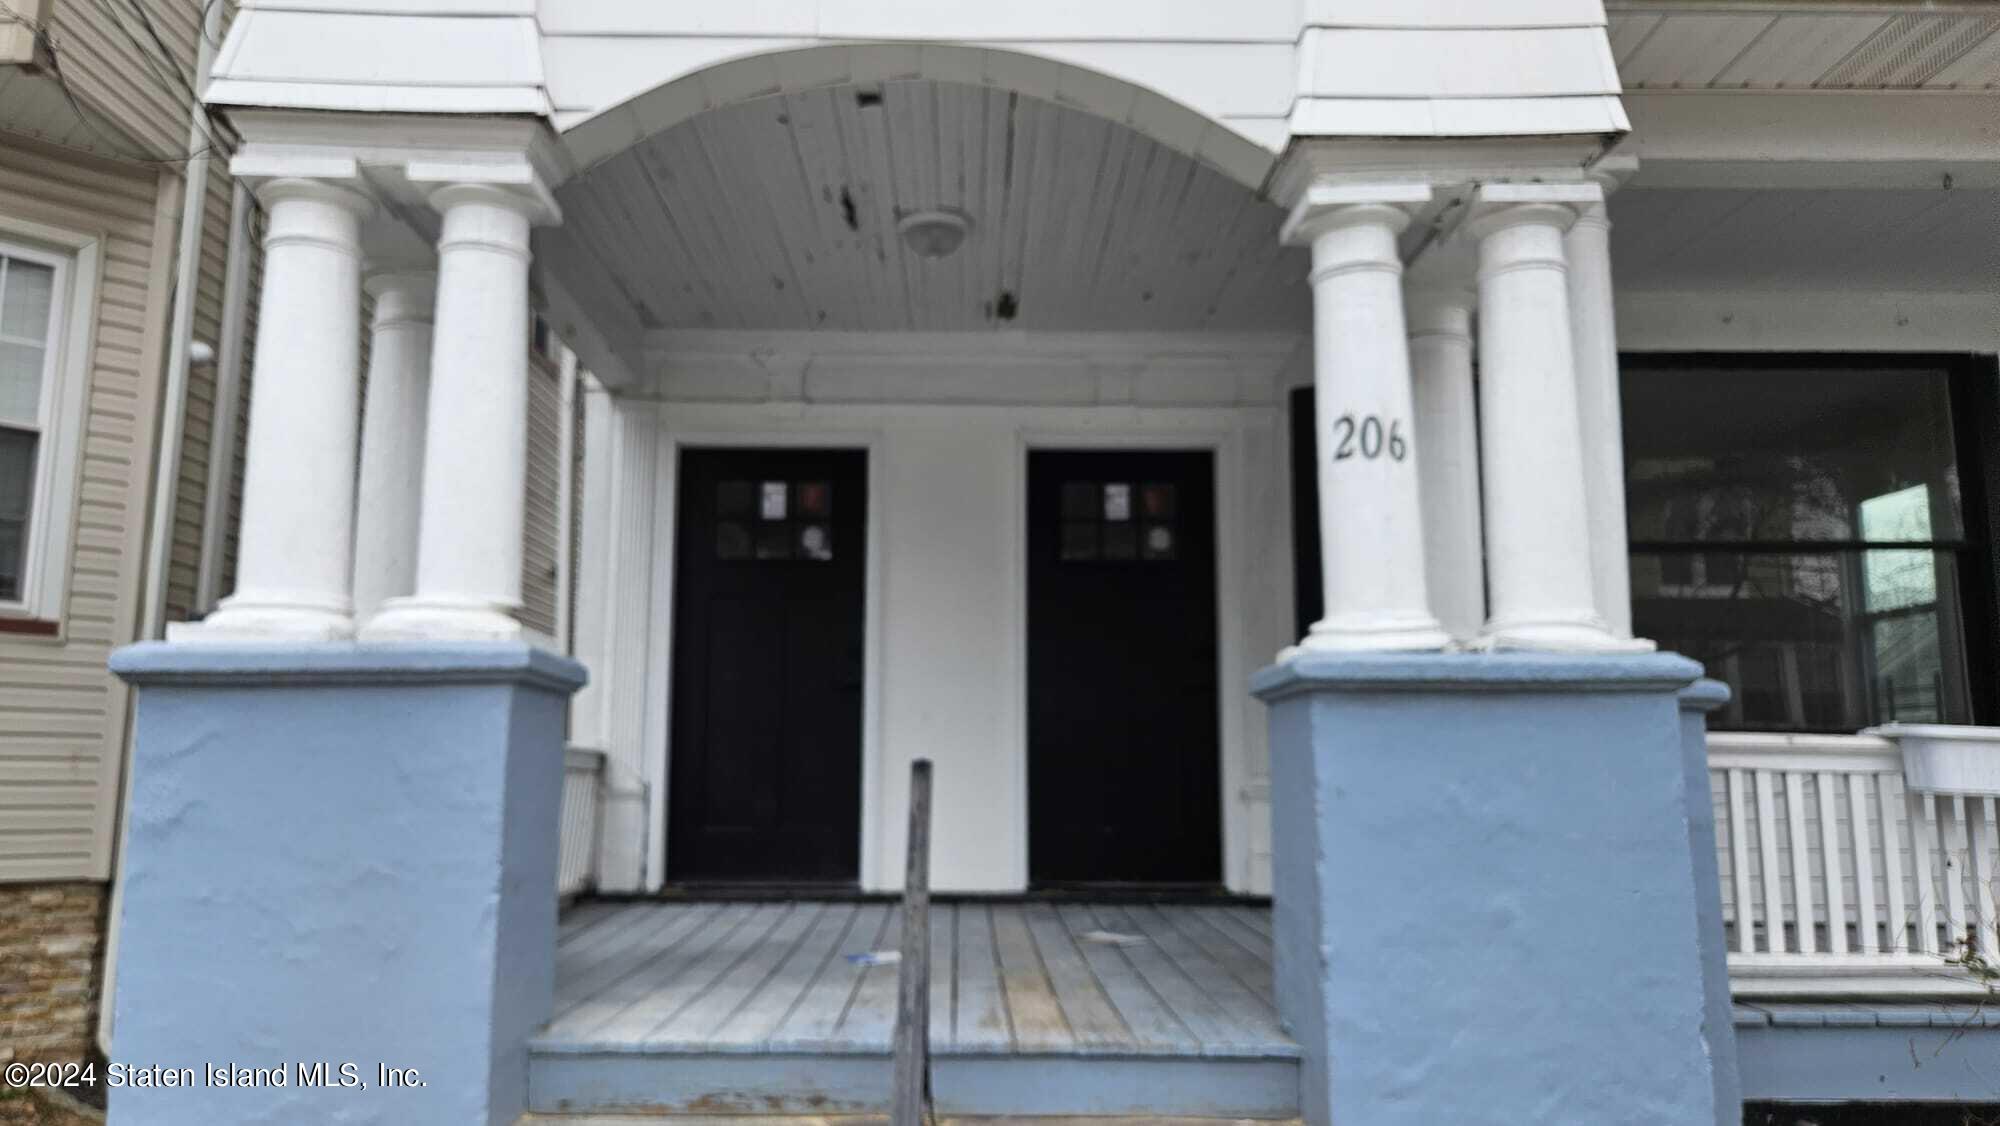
[0,218,101,625]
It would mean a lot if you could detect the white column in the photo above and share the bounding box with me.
[1283,185,1447,652]
[1567,164,1636,639]
[351,269,435,624]
[1406,287,1485,643]
[1469,184,1642,652]
[180,178,370,641]
[364,185,536,640]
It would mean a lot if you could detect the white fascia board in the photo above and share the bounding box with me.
[1622,91,2000,167]
[1301,28,1622,100]
[252,0,534,10]
[1302,0,1607,29]
[1616,289,2000,354]
[1288,95,1629,142]
[206,9,547,116]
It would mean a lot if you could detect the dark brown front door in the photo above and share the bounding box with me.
[668,448,866,884]
[1027,449,1222,887]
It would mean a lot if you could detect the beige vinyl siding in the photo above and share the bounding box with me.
[520,346,562,639]
[162,160,233,623]
[46,0,205,160]
[0,135,175,882]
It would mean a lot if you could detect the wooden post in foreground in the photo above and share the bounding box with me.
[892,758,933,1125]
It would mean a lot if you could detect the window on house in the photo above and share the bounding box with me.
[0,225,96,624]
[0,249,63,605]
[1623,358,1976,732]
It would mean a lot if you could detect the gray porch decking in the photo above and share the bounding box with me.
[530,899,1300,1118]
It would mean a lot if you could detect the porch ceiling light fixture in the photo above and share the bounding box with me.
[897,209,971,259]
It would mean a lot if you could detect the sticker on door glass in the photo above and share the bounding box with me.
[1102,483,1131,522]
[799,523,833,561]
[797,481,831,518]
[760,481,788,520]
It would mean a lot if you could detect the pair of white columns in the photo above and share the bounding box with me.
[1288,179,1641,653]
[186,178,541,643]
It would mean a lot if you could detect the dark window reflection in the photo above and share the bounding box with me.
[1623,361,1971,732]
[0,427,32,601]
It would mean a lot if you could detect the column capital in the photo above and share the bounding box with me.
[1585,153,1641,195]
[363,267,438,325]
[1280,181,1431,247]
[425,180,561,228]
[252,175,376,219]
[1466,181,1603,240]
[1404,286,1476,341]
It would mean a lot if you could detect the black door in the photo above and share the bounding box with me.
[668,448,866,884]
[1027,450,1222,886]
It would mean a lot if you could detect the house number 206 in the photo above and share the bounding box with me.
[1331,414,1407,462]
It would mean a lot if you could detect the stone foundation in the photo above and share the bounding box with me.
[0,882,106,1064]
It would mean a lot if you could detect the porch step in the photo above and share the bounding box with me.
[528,1044,1299,1118]
[522,1116,1301,1125]
[520,1112,1296,1120]
[534,900,1300,1119]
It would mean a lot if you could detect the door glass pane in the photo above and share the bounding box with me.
[1622,362,1962,542]
[0,427,37,601]
[716,480,753,517]
[1631,549,1970,730]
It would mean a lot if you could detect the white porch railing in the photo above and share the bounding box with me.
[558,747,605,899]
[1711,731,1999,996]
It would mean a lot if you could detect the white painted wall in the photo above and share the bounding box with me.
[583,333,1299,894]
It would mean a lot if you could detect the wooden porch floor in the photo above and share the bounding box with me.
[544,899,1292,1057]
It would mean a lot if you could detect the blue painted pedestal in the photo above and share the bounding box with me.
[1252,652,1728,1126]
[107,642,585,1126]
[1678,678,1742,1122]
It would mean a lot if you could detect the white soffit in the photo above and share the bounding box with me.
[1607,3,2000,89]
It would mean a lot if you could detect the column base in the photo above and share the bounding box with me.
[1252,650,1724,1126]
[362,596,523,641]
[1289,611,1451,655]
[171,595,355,642]
[1476,610,1657,653]
[107,641,586,1126]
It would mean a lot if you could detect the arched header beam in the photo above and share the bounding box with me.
[557,43,1281,192]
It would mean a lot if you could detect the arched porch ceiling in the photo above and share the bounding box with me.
[543,79,1310,336]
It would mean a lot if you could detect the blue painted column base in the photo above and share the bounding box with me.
[1679,679,1743,1122]
[107,642,586,1126]
[1252,652,1726,1126]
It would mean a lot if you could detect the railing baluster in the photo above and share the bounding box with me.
[1947,796,1970,955]
[1975,797,1999,963]
[1909,789,1941,956]
[1785,771,1816,954]
[1879,773,1909,955]
[1848,772,1879,955]
[1728,767,1755,955]
[1816,770,1847,954]
[1755,769,1786,953]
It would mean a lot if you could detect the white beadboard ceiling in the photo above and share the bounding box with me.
[547,80,1308,333]
[1607,5,2000,89]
